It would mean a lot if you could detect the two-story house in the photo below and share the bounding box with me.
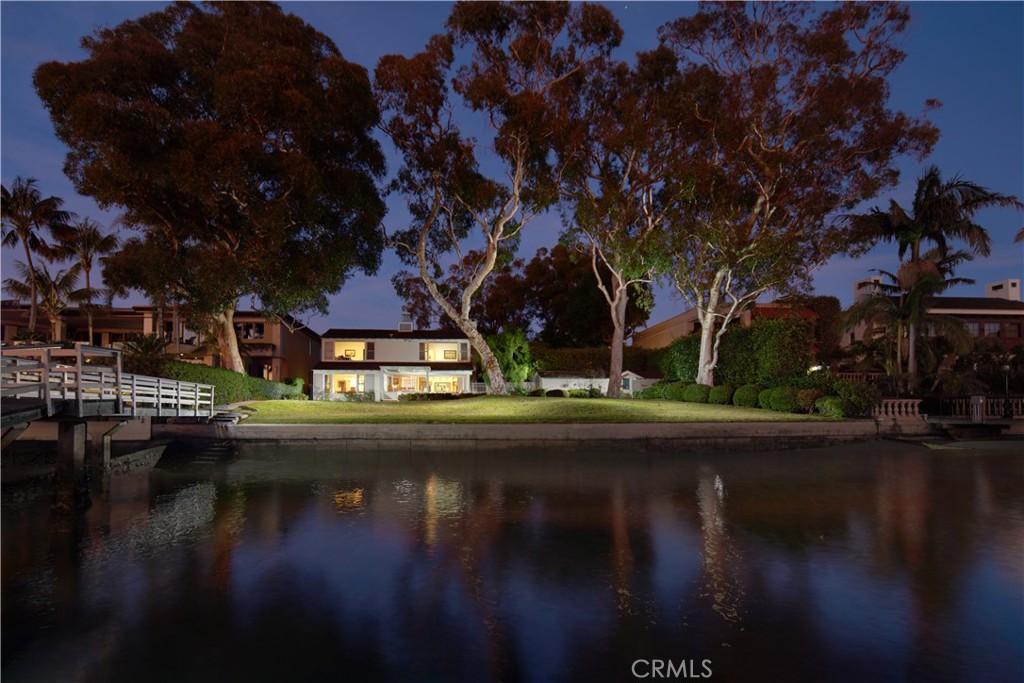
[313,318,474,401]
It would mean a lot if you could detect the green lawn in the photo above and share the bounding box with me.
[239,396,831,424]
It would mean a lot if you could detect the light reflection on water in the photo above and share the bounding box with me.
[2,441,1022,683]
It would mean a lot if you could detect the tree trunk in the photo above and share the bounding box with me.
[458,317,506,394]
[215,308,245,374]
[606,293,627,398]
[907,322,918,391]
[49,315,60,342]
[695,311,717,386]
[694,273,724,386]
[23,240,38,333]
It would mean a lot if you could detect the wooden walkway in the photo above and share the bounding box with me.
[1,343,214,429]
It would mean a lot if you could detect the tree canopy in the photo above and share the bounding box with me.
[377,1,622,394]
[659,1,939,385]
[34,1,386,371]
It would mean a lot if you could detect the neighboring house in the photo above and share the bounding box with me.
[843,278,1024,351]
[631,301,818,349]
[532,370,661,396]
[313,320,474,401]
[0,301,321,385]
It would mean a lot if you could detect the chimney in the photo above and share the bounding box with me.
[398,313,414,332]
[985,279,1021,301]
[853,276,883,303]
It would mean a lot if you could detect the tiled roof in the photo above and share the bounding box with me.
[313,361,474,371]
[320,328,469,340]
[928,297,1024,311]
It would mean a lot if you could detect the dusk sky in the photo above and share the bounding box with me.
[2,1,1022,335]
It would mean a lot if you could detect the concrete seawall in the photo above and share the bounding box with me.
[153,420,881,452]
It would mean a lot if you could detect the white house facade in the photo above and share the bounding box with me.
[312,326,474,401]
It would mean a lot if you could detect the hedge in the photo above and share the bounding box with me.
[733,384,763,408]
[832,380,880,418]
[758,388,775,410]
[682,383,711,403]
[160,360,303,404]
[545,389,566,397]
[708,384,734,405]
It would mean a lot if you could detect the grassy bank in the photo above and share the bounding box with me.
[240,396,833,424]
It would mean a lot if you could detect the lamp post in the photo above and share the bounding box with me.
[1004,363,1013,419]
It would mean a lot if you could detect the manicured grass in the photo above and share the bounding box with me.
[240,396,832,424]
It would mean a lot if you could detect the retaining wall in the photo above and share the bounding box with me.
[153,420,882,453]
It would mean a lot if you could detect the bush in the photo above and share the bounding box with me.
[161,360,250,404]
[545,389,566,398]
[397,392,479,401]
[708,384,734,405]
[796,388,825,413]
[636,381,671,400]
[664,381,691,401]
[682,383,711,403]
[815,396,849,418]
[833,380,880,418]
[768,386,800,413]
[733,383,763,408]
[716,327,758,386]
[664,336,700,382]
[758,388,775,410]
[753,318,815,387]
[529,388,545,397]
[566,389,592,398]
[331,391,375,402]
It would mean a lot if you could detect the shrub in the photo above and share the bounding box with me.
[529,388,545,397]
[397,392,478,401]
[161,360,250,404]
[708,384,734,405]
[796,388,825,413]
[733,383,763,408]
[682,383,711,403]
[664,381,691,401]
[768,386,800,413]
[758,388,775,410]
[332,391,375,402]
[545,389,566,398]
[636,381,671,400]
[566,389,592,398]
[833,380,880,417]
[752,318,815,387]
[815,396,849,418]
[664,336,700,382]
[716,327,758,386]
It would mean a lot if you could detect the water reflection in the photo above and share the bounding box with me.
[2,442,1022,682]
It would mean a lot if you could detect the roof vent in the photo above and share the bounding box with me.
[398,313,414,332]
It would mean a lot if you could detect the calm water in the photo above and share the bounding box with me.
[2,442,1022,683]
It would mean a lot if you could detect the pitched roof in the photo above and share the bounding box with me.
[928,297,1024,311]
[320,328,469,340]
[313,361,474,371]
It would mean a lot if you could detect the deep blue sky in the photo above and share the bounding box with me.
[2,2,1022,335]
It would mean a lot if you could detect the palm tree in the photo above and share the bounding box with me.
[50,218,119,344]
[1,177,72,333]
[3,261,88,342]
[849,166,1023,385]
[846,250,974,392]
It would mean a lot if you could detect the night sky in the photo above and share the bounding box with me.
[2,2,1021,334]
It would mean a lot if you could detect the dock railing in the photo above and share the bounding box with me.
[1,342,214,418]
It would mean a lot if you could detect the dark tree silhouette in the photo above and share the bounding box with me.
[35,2,386,372]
